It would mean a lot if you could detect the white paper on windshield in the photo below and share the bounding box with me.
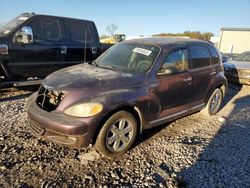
[133,47,152,56]
[18,16,29,21]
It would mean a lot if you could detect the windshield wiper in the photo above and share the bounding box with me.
[88,60,99,67]
[99,64,117,71]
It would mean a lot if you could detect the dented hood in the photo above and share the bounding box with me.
[43,63,145,91]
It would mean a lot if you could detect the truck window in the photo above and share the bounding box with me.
[28,17,62,42]
[66,20,93,43]
[189,44,211,69]
[159,49,188,74]
[208,46,220,65]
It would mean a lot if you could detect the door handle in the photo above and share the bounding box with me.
[183,77,192,82]
[61,46,67,54]
[210,71,216,75]
[91,47,97,54]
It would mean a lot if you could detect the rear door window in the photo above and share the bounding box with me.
[65,20,93,43]
[28,17,62,42]
[189,44,211,69]
[159,48,188,74]
[208,46,220,65]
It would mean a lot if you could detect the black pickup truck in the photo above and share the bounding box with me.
[0,13,110,85]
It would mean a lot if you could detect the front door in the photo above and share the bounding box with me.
[148,48,194,123]
[9,16,64,78]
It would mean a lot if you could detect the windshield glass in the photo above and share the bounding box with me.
[234,52,250,62]
[96,43,160,73]
[0,16,30,36]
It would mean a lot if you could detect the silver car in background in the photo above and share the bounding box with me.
[224,51,250,85]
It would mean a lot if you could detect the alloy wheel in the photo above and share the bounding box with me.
[105,118,133,152]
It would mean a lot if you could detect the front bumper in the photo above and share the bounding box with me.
[226,76,250,85]
[224,69,250,85]
[27,93,102,148]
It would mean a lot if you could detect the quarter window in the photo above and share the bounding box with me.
[159,49,188,74]
[189,44,211,68]
[66,20,93,43]
[208,46,220,64]
[28,17,62,41]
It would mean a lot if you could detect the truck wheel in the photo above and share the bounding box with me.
[201,88,223,116]
[95,111,138,157]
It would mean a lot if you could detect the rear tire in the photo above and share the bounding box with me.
[95,111,138,157]
[201,88,223,116]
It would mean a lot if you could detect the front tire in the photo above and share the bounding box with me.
[95,111,138,157]
[201,88,223,116]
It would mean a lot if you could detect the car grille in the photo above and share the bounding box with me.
[36,85,65,112]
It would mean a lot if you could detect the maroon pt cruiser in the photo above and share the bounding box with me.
[27,38,228,156]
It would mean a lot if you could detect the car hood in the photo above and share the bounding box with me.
[224,60,250,70]
[43,63,145,91]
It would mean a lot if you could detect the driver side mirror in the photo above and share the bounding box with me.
[13,26,34,44]
[157,68,175,75]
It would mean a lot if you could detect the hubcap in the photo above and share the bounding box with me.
[106,119,133,152]
[210,92,221,113]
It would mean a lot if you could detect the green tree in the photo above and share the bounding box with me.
[153,31,214,41]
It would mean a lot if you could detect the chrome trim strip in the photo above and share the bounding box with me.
[149,110,188,125]
[149,103,205,125]
[191,103,205,110]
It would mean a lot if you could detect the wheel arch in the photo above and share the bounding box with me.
[205,81,227,106]
[92,105,143,145]
[218,83,227,98]
[0,59,11,80]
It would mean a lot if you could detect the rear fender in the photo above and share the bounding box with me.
[205,72,228,104]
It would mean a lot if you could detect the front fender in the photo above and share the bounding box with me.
[95,87,149,116]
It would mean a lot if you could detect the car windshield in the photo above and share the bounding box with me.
[96,43,160,73]
[0,16,30,36]
[234,52,250,62]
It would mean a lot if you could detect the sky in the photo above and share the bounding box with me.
[0,0,249,36]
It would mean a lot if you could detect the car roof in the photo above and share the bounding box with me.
[124,37,210,47]
[19,13,93,23]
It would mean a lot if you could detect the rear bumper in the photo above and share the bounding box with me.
[27,93,102,148]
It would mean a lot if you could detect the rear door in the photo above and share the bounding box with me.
[63,19,100,65]
[9,16,65,78]
[187,44,214,106]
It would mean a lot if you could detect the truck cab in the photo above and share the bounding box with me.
[0,13,101,82]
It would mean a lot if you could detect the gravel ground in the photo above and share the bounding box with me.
[0,84,249,187]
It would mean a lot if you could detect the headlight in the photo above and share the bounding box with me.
[64,103,103,117]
